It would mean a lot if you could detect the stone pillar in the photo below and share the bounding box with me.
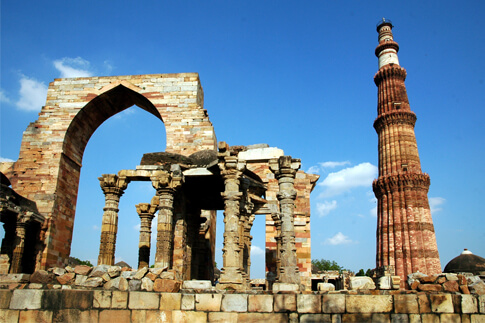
[9,216,28,273]
[97,174,128,265]
[136,203,157,269]
[270,156,301,289]
[151,167,183,268]
[217,153,247,290]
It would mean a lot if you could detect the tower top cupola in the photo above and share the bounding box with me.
[375,18,400,68]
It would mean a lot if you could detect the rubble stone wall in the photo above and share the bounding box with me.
[7,73,217,270]
[0,289,483,322]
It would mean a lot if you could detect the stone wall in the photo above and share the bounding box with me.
[0,289,483,322]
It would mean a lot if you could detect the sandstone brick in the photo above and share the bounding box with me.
[181,294,195,310]
[0,309,19,323]
[297,294,321,314]
[196,293,222,311]
[418,294,432,313]
[420,314,439,323]
[371,313,390,322]
[172,310,207,322]
[74,265,92,276]
[300,314,332,322]
[394,294,419,314]
[61,290,93,309]
[56,272,75,285]
[471,314,485,323]
[160,292,181,310]
[128,291,159,309]
[238,312,289,322]
[417,284,442,292]
[93,290,112,308]
[112,291,128,309]
[429,294,453,313]
[10,289,43,309]
[52,309,97,323]
[30,270,54,284]
[221,294,248,312]
[341,313,373,322]
[0,290,12,309]
[99,310,131,323]
[443,280,460,293]
[19,310,53,323]
[409,314,421,323]
[439,313,461,322]
[346,295,392,313]
[322,294,345,313]
[153,278,181,292]
[479,295,485,313]
[248,294,273,313]
[462,295,479,314]
[419,275,438,284]
[274,294,296,312]
[208,312,238,323]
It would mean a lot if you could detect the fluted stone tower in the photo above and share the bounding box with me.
[372,19,441,286]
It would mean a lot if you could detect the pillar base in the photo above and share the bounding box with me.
[272,283,300,292]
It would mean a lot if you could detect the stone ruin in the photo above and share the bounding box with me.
[0,73,319,291]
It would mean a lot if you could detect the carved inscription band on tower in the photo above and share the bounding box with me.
[373,19,441,287]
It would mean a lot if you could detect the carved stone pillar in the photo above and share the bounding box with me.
[136,203,157,269]
[151,167,183,268]
[271,212,282,283]
[9,215,27,273]
[217,154,247,290]
[97,174,128,265]
[270,156,301,287]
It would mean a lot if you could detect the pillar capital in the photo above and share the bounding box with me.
[98,174,128,196]
[135,203,157,217]
[150,169,184,193]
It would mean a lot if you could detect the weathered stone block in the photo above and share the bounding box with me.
[104,277,129,291]
[238,313,289,322]
[99,309,131,323]
[429,294,453,313]
[62,290,93,310]
[74,274,87,286]
[196,293,222,312]
[74,265,92,276]
[57,273,75,285]
[93,290,112,308]
[470,281,485,295]
[470,314,485,322]
[90,265,110,277]
[153,278,181,292]
[346,295,392,313]
[129,279,141,291]
[0,274,30,283]
[172,310,207,322]
[248,294,273,312]
[108,266,121,278]
[141,277,153,291]
[160,292,181,310]
[394,294,419,314]
[0,309,19,323]
[349,277,376,290]
[10,289,43,309]
[318,282,336,292]
[322,294,345,314]
[341,313,373,322]
[19,310,53,323]
[479,295,485,313]
[208,312,238,323]
[181,294,195,310]
[133,267,148,280]
[420,313,439,323]
[462,295,478,314]
[52,309,97,323]
[272,283,299,292]
[274,294,297,312]
[443,280,459,293]
[82,277,104,287]
[182,280,212,289]
[112,291,128,309]
[371,313,390,322]
[0,290,12,309]
[418,284,442,292]
[297,294,321,314]
[221,294,248,312]
[300,314,332,322]
[128,291,159,309]
[418,294,432,313]
[30,270,53,284]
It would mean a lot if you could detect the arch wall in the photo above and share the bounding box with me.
[8,73,217,268]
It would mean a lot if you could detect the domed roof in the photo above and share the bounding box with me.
[444,249,485,275]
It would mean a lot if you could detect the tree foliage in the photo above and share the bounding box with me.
[311,259,344,272]
[70,257,93,267]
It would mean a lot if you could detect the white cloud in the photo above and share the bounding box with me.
[429,197,445,214]
[324,232,354,245]
[0,157,15,162]
[53,57,93,78]
[92,225,99,231]
[0,89,11,103]
[251,245,264,256]
[16,76,48,111]
[306,161,350,174]
[316,200,338,217]
[133,223,141,231]
[319,162,378,198]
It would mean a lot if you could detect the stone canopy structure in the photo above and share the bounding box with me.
[0,73,318,290]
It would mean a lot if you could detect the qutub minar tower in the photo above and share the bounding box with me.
[373,19,441,287]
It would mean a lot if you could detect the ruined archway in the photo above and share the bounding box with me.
[8,74,217,269]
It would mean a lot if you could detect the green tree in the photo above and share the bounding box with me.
[70,257,93,267]
[311,259,344,272]
[356,269,366,276]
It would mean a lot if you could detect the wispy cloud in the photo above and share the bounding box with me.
[319,162,377,198]
[316,200,338,217]
[307,161,351,174]
[429,197,445,214]
[92,225,100,231]
[0,157,15,162]
[324,232,355,245]
[53,57,93,78]
[251,245,264,256]
[16,76,48,112]
[0,89,11,103]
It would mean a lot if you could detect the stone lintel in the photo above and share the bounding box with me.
[272,283,300,292]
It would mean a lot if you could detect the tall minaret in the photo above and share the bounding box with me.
[372,19,441,287]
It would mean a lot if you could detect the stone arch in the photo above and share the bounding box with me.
[9,74,217,269]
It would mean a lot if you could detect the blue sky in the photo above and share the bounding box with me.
[1,1,484,278]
